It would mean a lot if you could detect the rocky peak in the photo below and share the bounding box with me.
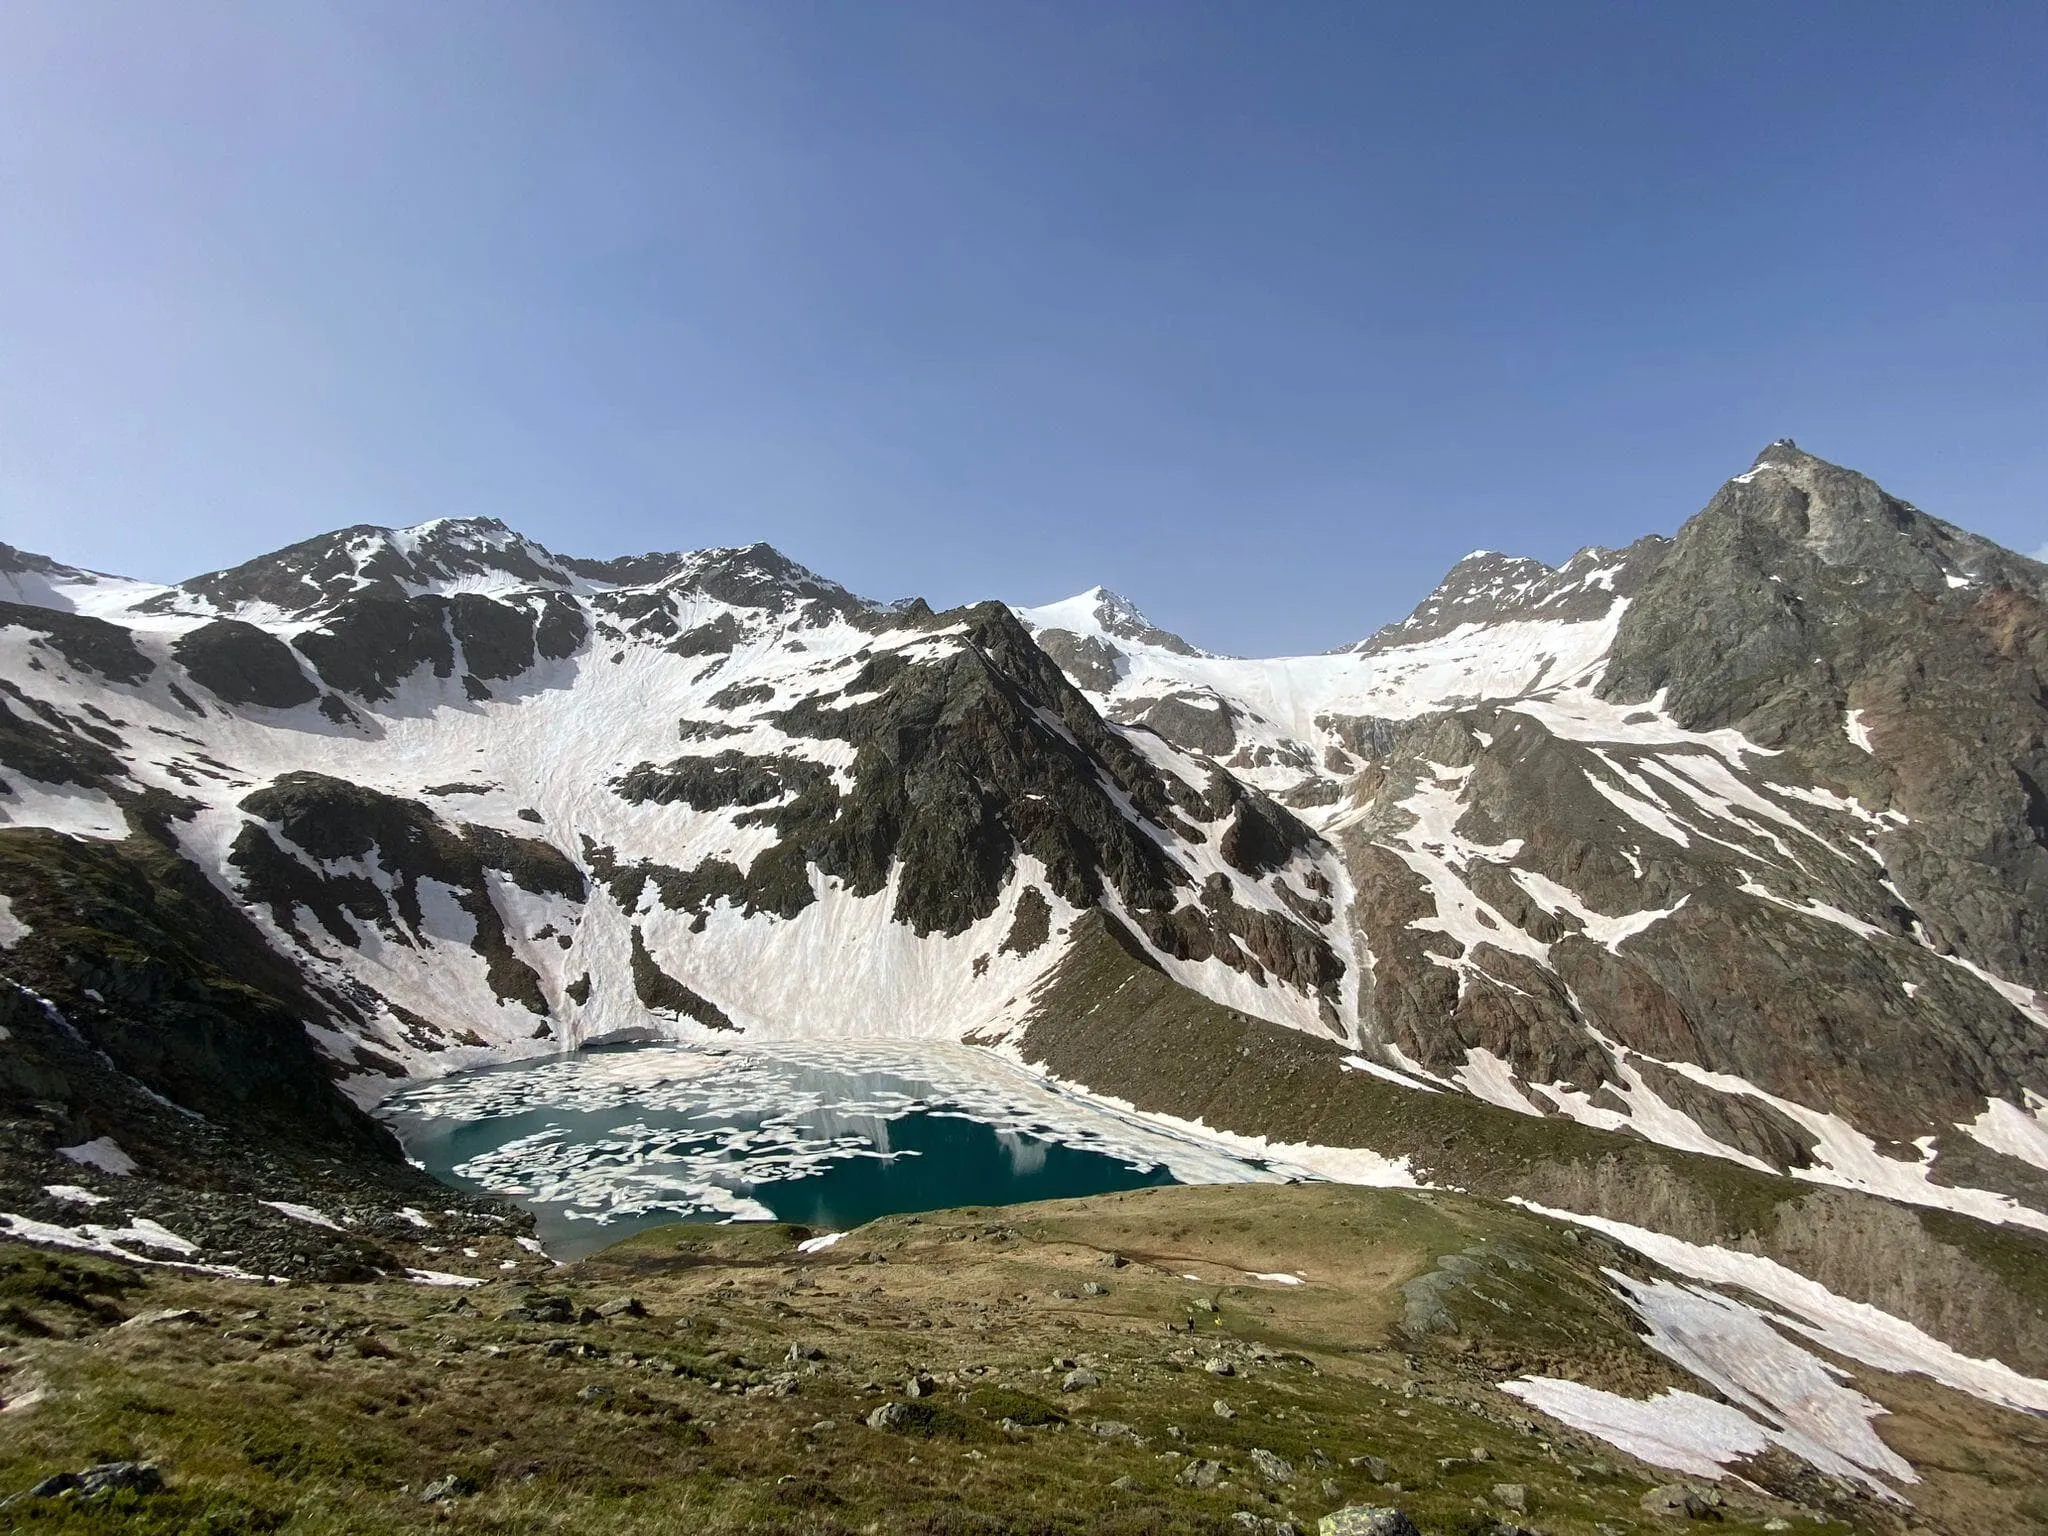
[659,542,872,615]
[1351,540,1665,654]
[1704,442,2045,600]
[139,517,579,622]
[1012,585,1209,661]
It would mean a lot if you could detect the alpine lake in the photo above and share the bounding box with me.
[381,1041,1282,1258]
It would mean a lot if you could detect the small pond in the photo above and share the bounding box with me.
[381,1041,1281,1258]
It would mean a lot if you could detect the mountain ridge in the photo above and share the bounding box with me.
[2,440,2046,1375]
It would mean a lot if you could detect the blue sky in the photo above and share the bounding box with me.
[2,2,2042,654]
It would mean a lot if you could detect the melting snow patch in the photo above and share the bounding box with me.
[0,893,28,947]
[92,1218,200,1256]
[1454,1048,1544,1117]
[1960,1095,2048,1174]
[1501,1380,1768,1481]
[260,1200,344,1231]
[1248,1271,1304,1285]
[58,1138,137,1176]
[1509,869,1687,951]
[1511,1200,2048,1416]
[406,1268,485,1288]
[396,1207,433,1228]
[1507,1275,1920,1493]
[42,1184,108,1206]
[1844,710,1876,753]
[1341,1054,1441,1093]
[0,1212,255,1275]
[795,1231,844,1254]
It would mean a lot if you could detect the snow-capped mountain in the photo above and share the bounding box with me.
[4,439,2048,1268]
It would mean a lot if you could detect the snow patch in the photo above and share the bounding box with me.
[1511,1201,2048,1415]
[260,1200,344,1231]
[43,1184,108,1206]
[58,1137,136,1176]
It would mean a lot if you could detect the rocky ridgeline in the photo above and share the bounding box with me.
[0,443,2045,1328]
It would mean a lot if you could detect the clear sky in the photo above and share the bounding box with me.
[2,2,2042,654]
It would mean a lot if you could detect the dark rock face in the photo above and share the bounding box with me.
[0,683,129,790]
[449,594,537,682]
[0,601,154,685]
[1314,443,2048,1181]
[0,821,395,1154]
[1601,440,2048,993]
[629,926,737,1030]
[616,751,835,813]
[172,619,319,708]
[1114,691,1238,756]
[1034,629,1122,692]
[230,773,559,1017]
[292,596,457,702]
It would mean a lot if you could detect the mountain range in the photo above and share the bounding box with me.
[3,438,2047,1377]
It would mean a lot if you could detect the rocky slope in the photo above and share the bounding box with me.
[1,442,2046,1303]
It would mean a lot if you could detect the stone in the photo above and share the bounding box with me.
[1083,1281,1108,1296]
[120,1308,210,1330]
[1641,1483,1719,1519]
[1061,1368,1101,1392]
[1491,1483,1528,1512]
[1322,1479,1344,1501]
[1318,1509,1421,1536]
[596,1296,646,1319]
[1193,1297,1219,1313]
[418,1474,479,1503]
[1213,1399,1238,1419]
[1111,1475,1139,1492]
[1347,1455,1391,1482]
[787,1342,824,1361]
[866,1402,914,1431]
[904,1372,937,1398]
[1250,1447,1295,1484]
[1205,1357,1237,1376]
[577,1383,614,1402]
[1176,1458,1224,1489]
[1090,1420,1141,1443]
[22,1462,166,1501]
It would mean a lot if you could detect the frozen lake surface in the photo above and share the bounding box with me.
[382,1041,1283,1257]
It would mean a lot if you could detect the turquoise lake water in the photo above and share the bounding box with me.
[381,1041,1272,1258]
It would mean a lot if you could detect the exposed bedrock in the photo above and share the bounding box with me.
[1600,439,2048,992]
[230,772,578,1016]
[172,619,320,709]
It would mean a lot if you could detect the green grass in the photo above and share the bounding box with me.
[0,1186,1994,1534]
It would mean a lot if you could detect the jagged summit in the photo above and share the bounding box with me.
[1348,540,1662,655]
[1011,584,1211,659]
